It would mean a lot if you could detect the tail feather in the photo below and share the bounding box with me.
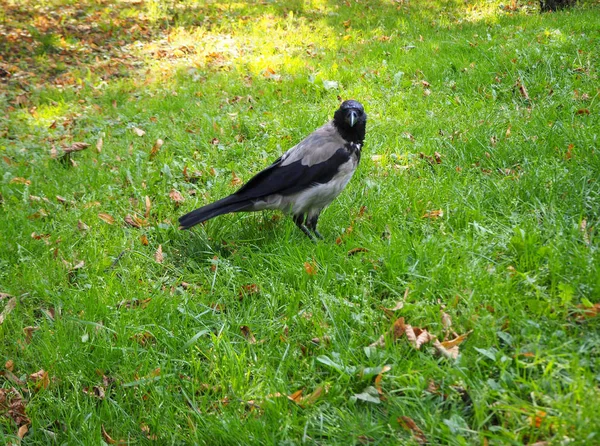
[179,195,251,229]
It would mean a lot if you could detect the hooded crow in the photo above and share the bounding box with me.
[179,100,367,241]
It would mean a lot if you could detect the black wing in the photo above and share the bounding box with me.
[234,146,353,201]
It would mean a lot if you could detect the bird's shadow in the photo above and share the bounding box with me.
[171,212,308,262]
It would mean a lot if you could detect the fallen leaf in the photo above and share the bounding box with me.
[530,410,547,428]
[10,177,31,185]
[150,139,164,157]
[303,261,318,275]
[18,424,29,439]
[133,127,146,137]
[102,425,125,445]
[288,389,304,403]
[117,298,152,309]
[0,297,17,324]
[231,171,243,186]
[144,196,152,217]
[302,386,324,406]
[433,331,472,359]
[29,369,50,390]
[579,219,590,246]
[5,359,14,371]
[130,331,155,345]
[516,79,530,100]
[576,108,590,115]
[96,137,103,153]
[140,235,149,246]
[370,317,405,347]
[353,386,381,404]
[64,142,90,154]
[240,325,257,344]
[574,302,600,319]
[405,325,433,349]
[441,311,452,330]
[23,326,39,343]
[347,247,369,256]
[124,215,141,228]
[155,245,164,263]
[0,388,30,427]
[239,284,259,298]
[83,385,106,399]
[98,213,115,225]
[78,220,90,231]
[169,189,184,203]
[422,209,443,219]
[374,365,392,395]
[397,416,427,444]
[0,292,13,300]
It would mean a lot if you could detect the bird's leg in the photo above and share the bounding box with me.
[306,213,324,240]
[293,214,317,242]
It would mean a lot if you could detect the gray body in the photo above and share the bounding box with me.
[179,100,367,240]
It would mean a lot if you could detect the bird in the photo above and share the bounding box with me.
[178,100,367,241]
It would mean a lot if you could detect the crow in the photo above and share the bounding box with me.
[179,100,367,241]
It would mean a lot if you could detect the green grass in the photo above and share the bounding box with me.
[1,0,599,444]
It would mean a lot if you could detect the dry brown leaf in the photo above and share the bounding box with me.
[5,359,14,371]
[23,326,39,343]
[441,311,452,330]
[576,108,590,115]
[579,219,591,246]
[347,247,369,256]
[18,423,29,439]
[0,292,13,300]
[132,127,145,137]
[0,388,30,427]
[530,410,547,428]
[169,189,184,203]
[102,425,126,445]
[118,298,152,309]
[397,416,427,444]
[231,171,243,186]
[83,385,106,399]
[140,235,149,246]
[405,325,433,349]
[303,261,318,275]
[302,386,324,405]
[124,215,141,228]
[0,297,17,325]
[10,177,31,185]
[98,213,115,225]
[78,220,90,231]
[239,284,260,299]
[288,389,304,403]
[130,331,155,346]
[574,303,600,319]
[150,138,164,157]
[517,79,530,100]
[155,245,164,263]
[144,195,152,218]
[29,369,50,390]
[370,317,405,347]
[240,325,257,344]
[64,142,90,154]
[374,365,392,395]
[433,331,472,359]
[422,209,444,219]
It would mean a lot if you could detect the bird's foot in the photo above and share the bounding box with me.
[299,224,318,242]
[313,229,324,240]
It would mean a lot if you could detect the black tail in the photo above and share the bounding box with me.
[178,195,251,229]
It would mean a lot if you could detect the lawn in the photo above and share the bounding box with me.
[1,0,599,444]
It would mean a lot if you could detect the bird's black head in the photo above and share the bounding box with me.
[333,100,367,144]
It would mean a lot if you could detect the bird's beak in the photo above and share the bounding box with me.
[347,110,357,127]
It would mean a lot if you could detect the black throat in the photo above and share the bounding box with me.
[333,114,367,145]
